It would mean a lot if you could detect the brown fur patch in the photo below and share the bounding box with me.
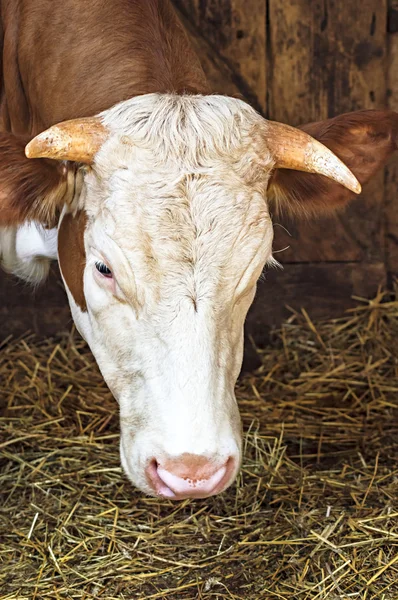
[0,132,71,227]
[268,109,398,217]
[3,0,209,132]
[58,210,88,312]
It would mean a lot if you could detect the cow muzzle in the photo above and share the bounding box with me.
[145,453,237,499]
[118,389,242,499]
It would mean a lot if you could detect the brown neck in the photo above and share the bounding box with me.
[1,0,210,134]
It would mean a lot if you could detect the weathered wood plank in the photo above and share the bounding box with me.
[268,0,388,268]
[385,0,398,279]
[173,0,267,113]
[268,0,386,124]
[174,7,243,98]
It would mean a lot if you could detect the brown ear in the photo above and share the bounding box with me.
[0,132,74,227]
[267,110,398,216]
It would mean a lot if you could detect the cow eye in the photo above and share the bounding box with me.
[95,261,112,278]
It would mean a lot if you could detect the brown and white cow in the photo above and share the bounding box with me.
[0,0,397,499]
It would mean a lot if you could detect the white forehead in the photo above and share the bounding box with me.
[82,94,274,296]
[86,93,272,218]
[98,93,267,166]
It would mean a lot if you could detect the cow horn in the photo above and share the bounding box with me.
[25,117,109,164]
[263,121,361,194]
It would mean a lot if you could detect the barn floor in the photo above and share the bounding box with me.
[1,290,398,600]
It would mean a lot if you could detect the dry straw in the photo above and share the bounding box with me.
[1,288,398,599]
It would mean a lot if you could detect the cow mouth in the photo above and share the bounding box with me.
[145,457,235,500]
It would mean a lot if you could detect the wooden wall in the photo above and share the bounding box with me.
[1,0,398,344]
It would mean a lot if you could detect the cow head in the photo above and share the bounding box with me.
[2,95,397,499]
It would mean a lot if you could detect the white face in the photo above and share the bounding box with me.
[60,95,275,499]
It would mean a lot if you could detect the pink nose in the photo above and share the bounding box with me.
[146,454,234,499]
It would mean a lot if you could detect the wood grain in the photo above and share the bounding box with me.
[173,0,267,113]
[385,0,398,279]
[267,0,386,124]
[174,7,243,98]
[268,0,388,266]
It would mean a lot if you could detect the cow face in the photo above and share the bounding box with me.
[57,96,277,498]
[12,95,397,498]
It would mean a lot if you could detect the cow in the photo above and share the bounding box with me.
[0,0,397,500]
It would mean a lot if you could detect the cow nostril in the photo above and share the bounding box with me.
[147,458,158,479]
[145,458,176,499]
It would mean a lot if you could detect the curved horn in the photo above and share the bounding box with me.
[25,117,109,164]
[263,121,361,194]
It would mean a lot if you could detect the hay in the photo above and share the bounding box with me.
[1,289,398,600]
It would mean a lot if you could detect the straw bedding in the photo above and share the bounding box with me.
[1,289,398,599]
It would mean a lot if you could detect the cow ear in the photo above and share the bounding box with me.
[267,110,398,217]
[0,132,76,227]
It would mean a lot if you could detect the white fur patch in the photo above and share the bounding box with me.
[0,223,58,284]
